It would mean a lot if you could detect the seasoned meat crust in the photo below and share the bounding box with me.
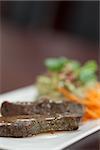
[0,114,81,137]
[1,98,83,116]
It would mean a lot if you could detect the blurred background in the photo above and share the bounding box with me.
[0,1,99,93]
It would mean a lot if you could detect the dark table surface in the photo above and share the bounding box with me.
[0,23,99,150]
[64,131,100,150]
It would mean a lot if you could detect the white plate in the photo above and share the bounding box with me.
[0,85,100,150]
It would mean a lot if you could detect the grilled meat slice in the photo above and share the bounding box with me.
[1,98,83,117]
[0,114,81,137]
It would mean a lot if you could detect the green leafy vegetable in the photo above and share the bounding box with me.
[79,60,97,83]
[65,60,80,71]
[36,57,98,98]
[44,57,67,72]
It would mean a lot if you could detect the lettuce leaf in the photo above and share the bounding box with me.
[44,57,67,72]
[79,60,97,83]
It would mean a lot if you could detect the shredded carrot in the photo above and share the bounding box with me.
[58,87,80,103]
[58,82,100,122]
